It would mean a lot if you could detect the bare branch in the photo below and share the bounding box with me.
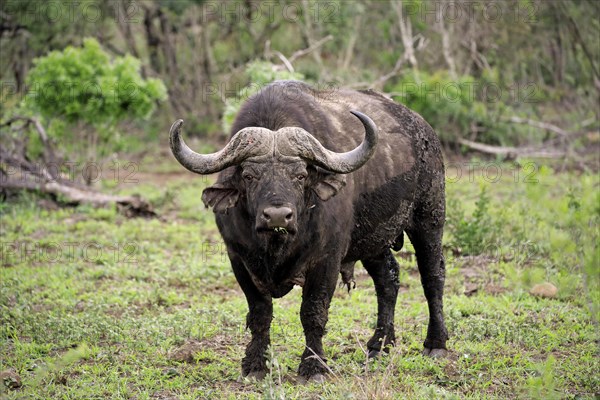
[393,1,418,68]
[273,51,295,73]
[266,35,334,74]
[349,35,428,90]
[457,138,566,159]
[288,35,334,64]
[501,116,571,137]
[1,116,155,217]
[436,1,456,78]
[2,116,58,175]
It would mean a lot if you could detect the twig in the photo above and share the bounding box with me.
[266,35,334,74]
[304,345,338,379]
[348,54,408,90]
[287,35,333,64]
[272,51,295,73]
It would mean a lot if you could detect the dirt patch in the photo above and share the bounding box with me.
[169,339,204,364]
[169,335,237,363]
[458,255,506,296]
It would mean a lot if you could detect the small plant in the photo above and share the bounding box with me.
[261,346,286,400]
[524,356,561,399]
[273,227,288,234]
[447,185,502,255]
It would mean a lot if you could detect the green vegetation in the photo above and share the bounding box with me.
[0,1,598,398]
[19,38,167,161]
[25,38,167,127]
[1,161,597,399]
[1,1,598,147]
[389,70,532,145]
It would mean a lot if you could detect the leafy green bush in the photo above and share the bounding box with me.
[18,38,168,162]
[25,38,167,127]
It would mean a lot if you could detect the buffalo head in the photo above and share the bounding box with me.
[169,111,378,242]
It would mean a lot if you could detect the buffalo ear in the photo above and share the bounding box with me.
[312,173,346,201]
[202,183,240,213]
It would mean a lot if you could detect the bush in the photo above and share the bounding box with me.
[387,70,534,146]
[25,38,167,127]
[19,38,168,162]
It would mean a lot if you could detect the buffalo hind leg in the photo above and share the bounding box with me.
[407,226,448,357]
[362,250,400,358]
[230,256,273,379]
[298,262,338,382]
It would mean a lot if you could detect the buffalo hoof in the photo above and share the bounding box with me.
[422,348,448,358]
[367,349,380,359]
[242,370,266,381]
[298,373,326,385]
[308,373,326,384]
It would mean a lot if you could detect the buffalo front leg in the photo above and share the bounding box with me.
[362,249,400,358]
[407,226,448,357]
[298,263,338,381]
[230,256,273,379]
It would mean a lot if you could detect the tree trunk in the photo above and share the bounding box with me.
[437,1,456,78]
[393,1,418,69]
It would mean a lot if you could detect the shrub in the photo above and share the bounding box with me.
[447,185,502,255]
[387,70,534,146]
[25,38,167,127]
[17,38,168,164]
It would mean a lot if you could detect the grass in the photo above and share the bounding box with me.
[0,158,598,399]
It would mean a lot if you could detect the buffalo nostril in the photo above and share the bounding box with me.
[263,210,271,221]
[285,212,293,221]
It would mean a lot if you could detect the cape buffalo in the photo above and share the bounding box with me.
[169,81,448,382]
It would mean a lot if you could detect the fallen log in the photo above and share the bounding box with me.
[1,174,155,218]
[1,115,156,218]
[457,138,566,159]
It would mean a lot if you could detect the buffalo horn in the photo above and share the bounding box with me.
[284,111,378,174]
[169,120,271,174]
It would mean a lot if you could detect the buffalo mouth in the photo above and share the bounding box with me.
[256,226,297,235]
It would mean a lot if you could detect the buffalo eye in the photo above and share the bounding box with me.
[243,173,255,182]
[296,174,307,181]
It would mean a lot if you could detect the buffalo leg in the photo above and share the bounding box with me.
[362,250,400,358]
[298,263,338,380]
[407,226,448,357]
[230,256,273,378]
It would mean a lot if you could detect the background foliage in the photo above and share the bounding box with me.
[1,0,598,151]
